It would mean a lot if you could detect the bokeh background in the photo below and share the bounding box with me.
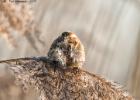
[0,0,140,99]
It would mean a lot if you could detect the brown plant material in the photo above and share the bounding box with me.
[0,32,134,100]
[0,73,38,100]
[0,1,41,50]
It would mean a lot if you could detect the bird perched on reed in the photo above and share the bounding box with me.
[0,32,134,100]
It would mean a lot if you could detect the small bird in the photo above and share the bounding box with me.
[0,32,134,100]
[48,32,85,69]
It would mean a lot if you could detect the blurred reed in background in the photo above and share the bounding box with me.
[0,0,140,99]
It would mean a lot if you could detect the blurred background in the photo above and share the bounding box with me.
[0,0,140,99]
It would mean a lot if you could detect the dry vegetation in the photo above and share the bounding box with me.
[0,0,140,99]
[0,58,134,100]
[0,72,38,100]
[0,32,134,100]
[0,1,43,50]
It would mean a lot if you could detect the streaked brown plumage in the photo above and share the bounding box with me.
[0,32,134,100]
[48,32,85,69]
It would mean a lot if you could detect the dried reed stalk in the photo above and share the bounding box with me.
[0,1,39,48]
